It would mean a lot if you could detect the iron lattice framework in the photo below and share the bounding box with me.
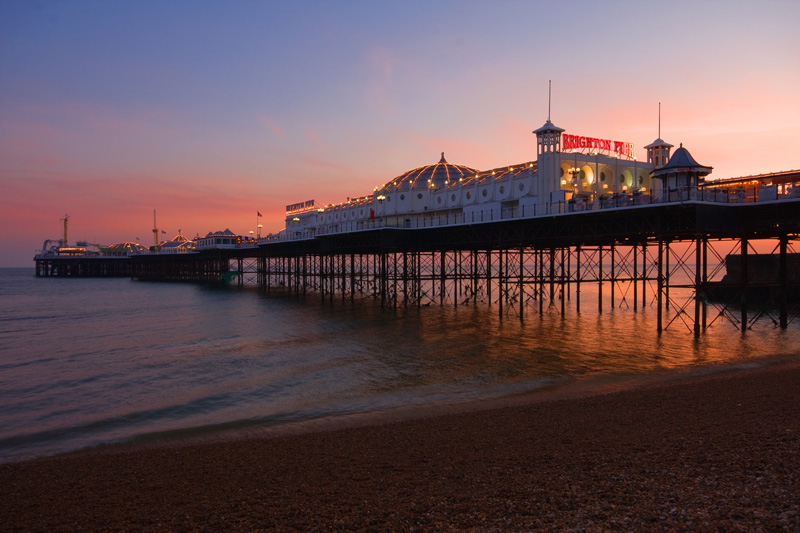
[36,201,800,336]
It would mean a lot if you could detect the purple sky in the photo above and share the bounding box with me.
[2,0,799,266]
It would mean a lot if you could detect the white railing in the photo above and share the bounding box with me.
[300,184,799,241]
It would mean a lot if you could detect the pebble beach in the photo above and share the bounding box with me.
[2,359,799,531]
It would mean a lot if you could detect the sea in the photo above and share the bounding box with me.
[1,266,799,463]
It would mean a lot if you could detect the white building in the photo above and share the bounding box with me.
[274,116,709,241]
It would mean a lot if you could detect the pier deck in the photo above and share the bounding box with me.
[35,200,800,336]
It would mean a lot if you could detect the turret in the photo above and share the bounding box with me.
[533,81,566,210]
[651,143,712,201]
[644,103,673,168]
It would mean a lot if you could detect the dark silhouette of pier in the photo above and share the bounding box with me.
[36,199,800,337]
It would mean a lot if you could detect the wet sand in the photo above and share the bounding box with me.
[2,360,799,531]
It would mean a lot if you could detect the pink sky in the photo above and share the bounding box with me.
[2,1,799,267]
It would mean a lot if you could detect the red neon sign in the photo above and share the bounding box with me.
[562,134,634,160]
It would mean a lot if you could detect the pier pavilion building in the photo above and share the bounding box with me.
[35,108,800,336]
[276,118,688,241]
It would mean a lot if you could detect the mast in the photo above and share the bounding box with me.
[61,214,69,247]
[152,209,159,249]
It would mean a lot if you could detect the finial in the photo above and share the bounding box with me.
[547,80,552,122]
[439,152,446,163]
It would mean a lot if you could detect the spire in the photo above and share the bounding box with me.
[533,80,563,156]
[439,152,447,163]
[644,102,673,167]
[547,79,552,122]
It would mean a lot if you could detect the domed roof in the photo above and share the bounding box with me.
[653,143,712,175]
[379,153,479,193]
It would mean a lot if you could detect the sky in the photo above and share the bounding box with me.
[1,0,799,267]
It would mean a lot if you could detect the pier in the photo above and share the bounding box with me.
[36,197,799,337]
[33,120,800,337]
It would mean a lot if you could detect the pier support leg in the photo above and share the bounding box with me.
[519,247,524,320]
[498,249,504,319]
[560,247,566,317]
[657,240,664,333]
[702,239,708,330]
[694,237,702,338]
[642,242,647,309]
[575,246,581,314]
[665,241,671,310]
[598,245,603,314]
[780,235,788,330]
[633,244,638,312]
[610,245,615,310]
[741,238,748,333]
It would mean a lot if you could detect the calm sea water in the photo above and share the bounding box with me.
[1,267,798,463]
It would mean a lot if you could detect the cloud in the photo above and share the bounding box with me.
[256,114,287,137]
[304,128,327,149]
[363,46,402,114]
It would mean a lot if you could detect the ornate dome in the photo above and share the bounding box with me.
[379,153,478,193]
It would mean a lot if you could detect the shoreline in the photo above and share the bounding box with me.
[70,353,800,455]
[2,356,799,530]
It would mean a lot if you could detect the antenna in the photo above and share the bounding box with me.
[658,102,661,139]
[547,80,552,122]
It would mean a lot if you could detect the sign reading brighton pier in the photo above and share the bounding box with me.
[562,134,635,159]
[285,199,315,215]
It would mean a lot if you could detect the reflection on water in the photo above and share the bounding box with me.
[0,267,798,462]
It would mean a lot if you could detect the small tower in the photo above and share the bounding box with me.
[533,81,565,206]
[651,143,712,201]
[644,103,673,168]
[533,81,564,156]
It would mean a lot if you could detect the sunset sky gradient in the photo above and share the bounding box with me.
[2,0,799,266]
